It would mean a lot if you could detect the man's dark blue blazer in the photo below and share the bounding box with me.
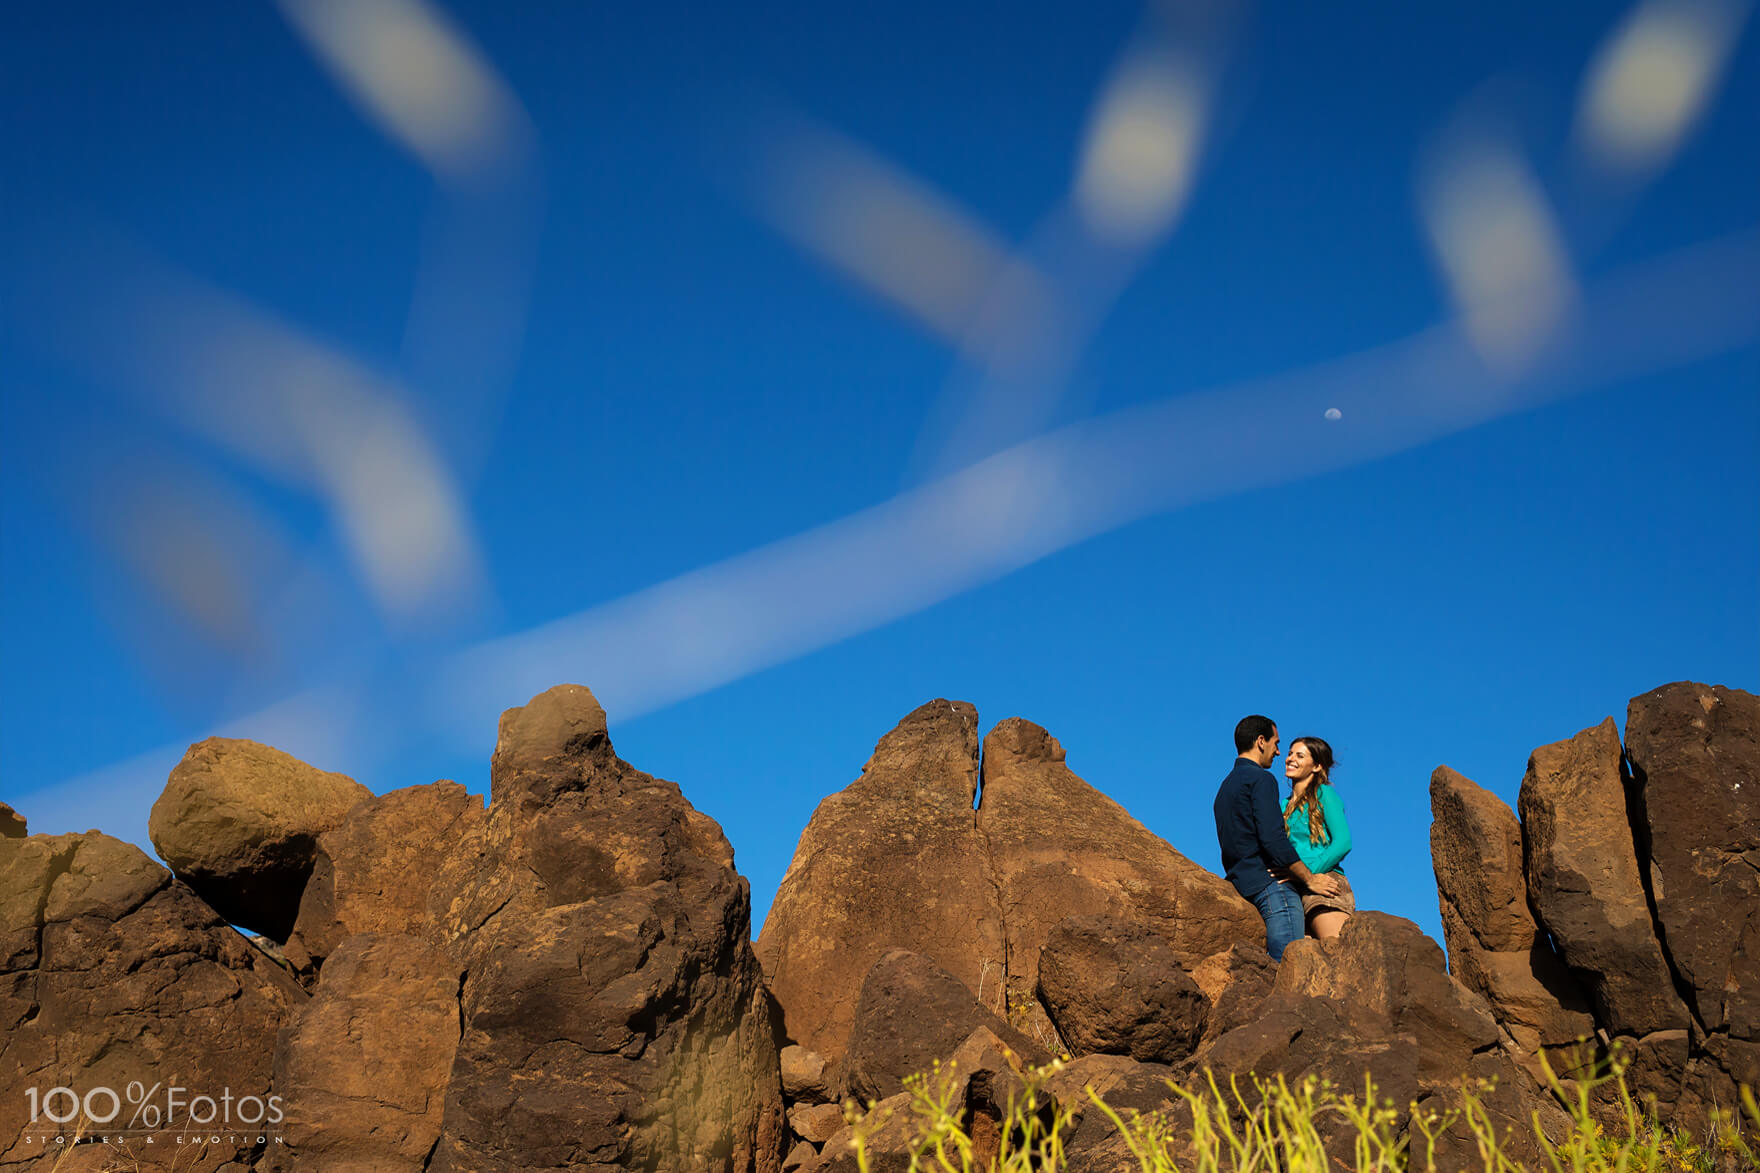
[1214,755,1300,899]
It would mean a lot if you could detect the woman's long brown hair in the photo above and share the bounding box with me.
[1283,736,1337,846]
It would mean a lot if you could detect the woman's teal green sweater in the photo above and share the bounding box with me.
[1284,784,1351,874]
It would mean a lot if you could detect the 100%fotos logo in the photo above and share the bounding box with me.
[25,1082,285,1129]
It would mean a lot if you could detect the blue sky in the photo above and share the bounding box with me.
[3,1,1756,950]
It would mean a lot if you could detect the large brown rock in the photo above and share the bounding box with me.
[1624,683,1760,1037]
[273,933,460,1171]
[975,719,1260,1042]
[756,701,1007,1066]
[427,684,784,1173]
[1036,915,1207,1064]
[758,703,1257,1072]
[1429,765,1594,1058]
[0,831,306,1171]
[1191,913,1565,1170]
[1518,718,1689,1037]
[1187,941,1275,1046]
[283,780,486,978]
[0,803,22,839]
[149,738,371,940]
[841,950,1042,1105]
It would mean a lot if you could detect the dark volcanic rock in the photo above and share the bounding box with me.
[1429,765,1594,1060]
[842,950,1043,1105]
[1518,718,1690,1037]
[0,831,307,1171]
[1036,915,1207,1063]
[283,779,486,978]
[757,700,1006,1066]
[1625,683,1760,1117]
[1191,914,1566,1171]
[1624,683,1760,1036]
[0,803,22,839]
[427,684,784,1173]
[149,737,371,940]
[273,933,461,1171]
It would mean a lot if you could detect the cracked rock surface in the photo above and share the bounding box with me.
[756,700,1257,1069]
[0,832,306,1172]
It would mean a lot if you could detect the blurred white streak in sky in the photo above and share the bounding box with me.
[278,0,544,480]
[1574,0,1751,177]
[748,4,1237,482]
[58,252,486,624]
[274,0,533,183]
[32,228,1760,815]
[1074,50,1208,246]
[438,229,1759,731]
[754,118,1058,357]
[1419,130,1580,376]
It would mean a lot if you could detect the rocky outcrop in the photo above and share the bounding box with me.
[756,700,1005,1070]
[426,684,784,1173]
[758,703,1256,1070]
[273,933,461,1171]
[0,803,22,839]
[283,780,486,978]
[1519,718,1691,1041]
[1429,765,1594,1061]
[841,950,1042,1105]
[1624,683,1760,1110]
[0,831,307,1171]
[149,738,372,940]
[1036,915,1207,1064]
[1194,913,1566,1170]
[977,719,1260,1043]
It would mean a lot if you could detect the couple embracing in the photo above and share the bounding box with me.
[1212,714,1354,961]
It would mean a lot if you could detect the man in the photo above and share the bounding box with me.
[1213,714,1340,960]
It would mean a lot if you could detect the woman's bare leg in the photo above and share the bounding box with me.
[1309,910,1350,939]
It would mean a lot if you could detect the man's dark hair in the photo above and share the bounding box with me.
[1234,714,1277,753]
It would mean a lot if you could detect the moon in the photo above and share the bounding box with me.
[1324,408,1343,421]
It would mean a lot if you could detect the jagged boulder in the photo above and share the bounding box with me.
[1036,915,1207,1063]
[0,803,22,839]
[283,779,486,978]
[977,719,1260,1041]
[757,700,1006,1067]
[0,831,306,1171]
[273,933,461,1171]
[1625,683,1760,1111]
[425,684,785,1173]
[841,950,1043,1105]
[1191,913,1565,1170]
[1045,1054,1183,1173]
[1187,941,1275,1046]
[1518,719,1690,1039]
[758,703,1256,1070]
[149,738,371,940]
[1429,765,1594,1061]
[781,1045,831,1104]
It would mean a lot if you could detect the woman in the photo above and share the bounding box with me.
[1282,736,1354,939]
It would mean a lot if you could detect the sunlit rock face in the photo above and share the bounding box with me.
[1429,764,1595,1071]
[422,684,784,1173]
[756,700,1257,1072]
[149,737,372,942]
[1428,683,1760,1122]
[0,831,307,1172]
